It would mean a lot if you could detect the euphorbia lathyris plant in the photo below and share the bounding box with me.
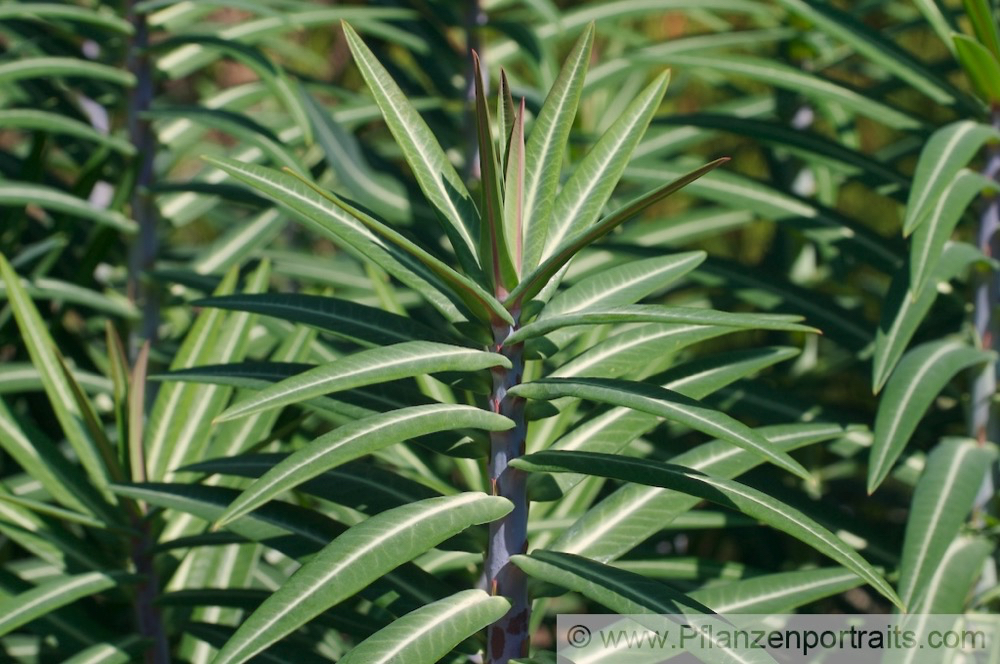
[160,21,903,664]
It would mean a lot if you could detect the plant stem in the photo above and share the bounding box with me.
[125,0,159,357]
[486,317,530,663]
[131,515,171,664]
[971,107,1000,593]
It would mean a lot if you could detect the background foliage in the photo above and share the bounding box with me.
[0,0,998,662]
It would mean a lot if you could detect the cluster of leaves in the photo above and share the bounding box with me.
[1,1,999,663]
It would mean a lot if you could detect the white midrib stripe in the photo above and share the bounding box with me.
[373,594,483,662]
[4,573,108,627]
[555,259,698,315]
[875,343,956,470]
[900,443,974,604]
[909,123,976,225]
[542,111,650,260]
[710,572,855,613]
[364,58,474,250]
[243,495,482,652]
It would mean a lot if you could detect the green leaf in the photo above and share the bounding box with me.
[550,423,845,561]
[145,263,268,482]
[217,341,510,422]
[903,121,1000,236]
[339,589,510,664]
[873,242,988,392]
[0,184,136,233]
[507,304,813,343]
[508,159,728,308]
[0,254,117,503]
[512,451,902,609]
[216,404,512,527]
[962,0,1000,60]
[60,636,145,664]
[193,293,449,347]
[301,89,410,222]
[515,550,714,615]
[503,98,526,280]
[909,536,993,613]
[521,24,595,274]
[776,0,961,106]
[953,33,1000,104]
[341,22,481,278]
[690,568,863,614]
[212,493,511,664]
[655,54,921,130]
[203,156,468,322]
[542,252,705,316]
[510,377,810,480]
[869,341,993,493]
[0,57,135,87]
[897,438,996,609]
[0,3,133,33]
[497,69,516,170]
[0,110,135,155]
[909,170,998,293]
[539,71,670,262]
[473,51,519,291]
[0,571,128,638]
[285,168,513,325]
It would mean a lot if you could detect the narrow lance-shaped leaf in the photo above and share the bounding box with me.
[473,50,519,292]
[512,451,902,609]
[215,404,513,527]
[953,33,1000,105]
[507,304,814,343]
[962,0,1000,60]
[903,120,1000,235]
[0,254,118,504]
[897,438,995,609]
[339,590,510,664]
[504,98,526,278]
[0,184,136,233]
[909,170,998,293]
[497,69,516,170]
[216,341,511,423]
[0,110,135,155]
[507,158,728,309]
[869,341,993,493]
[509,377,810,480]
[873,241,988,392]
[284,167,513,325]
[0,572,131,638]
[0,57,135,86]
[203,156,468,323]
[341,21,482,279]
[212,493,512,664]
[521,24,596,273]
[0,3,134,33]
[540,71,670,262]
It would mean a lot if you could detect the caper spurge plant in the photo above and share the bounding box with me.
[170,21,904,664]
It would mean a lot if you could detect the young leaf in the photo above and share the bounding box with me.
[521,24,596,273]
[503,98,526,280]
[473,50,519,292]
[507,158,728,309]
[212,493,512,664]
[539,71,670,261]
[953,33,1000,105]
[341,21,482,279]
[497,69,516,170]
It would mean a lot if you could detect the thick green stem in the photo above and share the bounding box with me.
[486,318,529,663]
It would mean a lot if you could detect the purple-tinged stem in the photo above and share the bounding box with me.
[486,317,530,664]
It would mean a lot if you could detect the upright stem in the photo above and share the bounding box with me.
[486,316,530,663]
[131,515,171,664]
[971,107,1000,593]
[125,0,159,357]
